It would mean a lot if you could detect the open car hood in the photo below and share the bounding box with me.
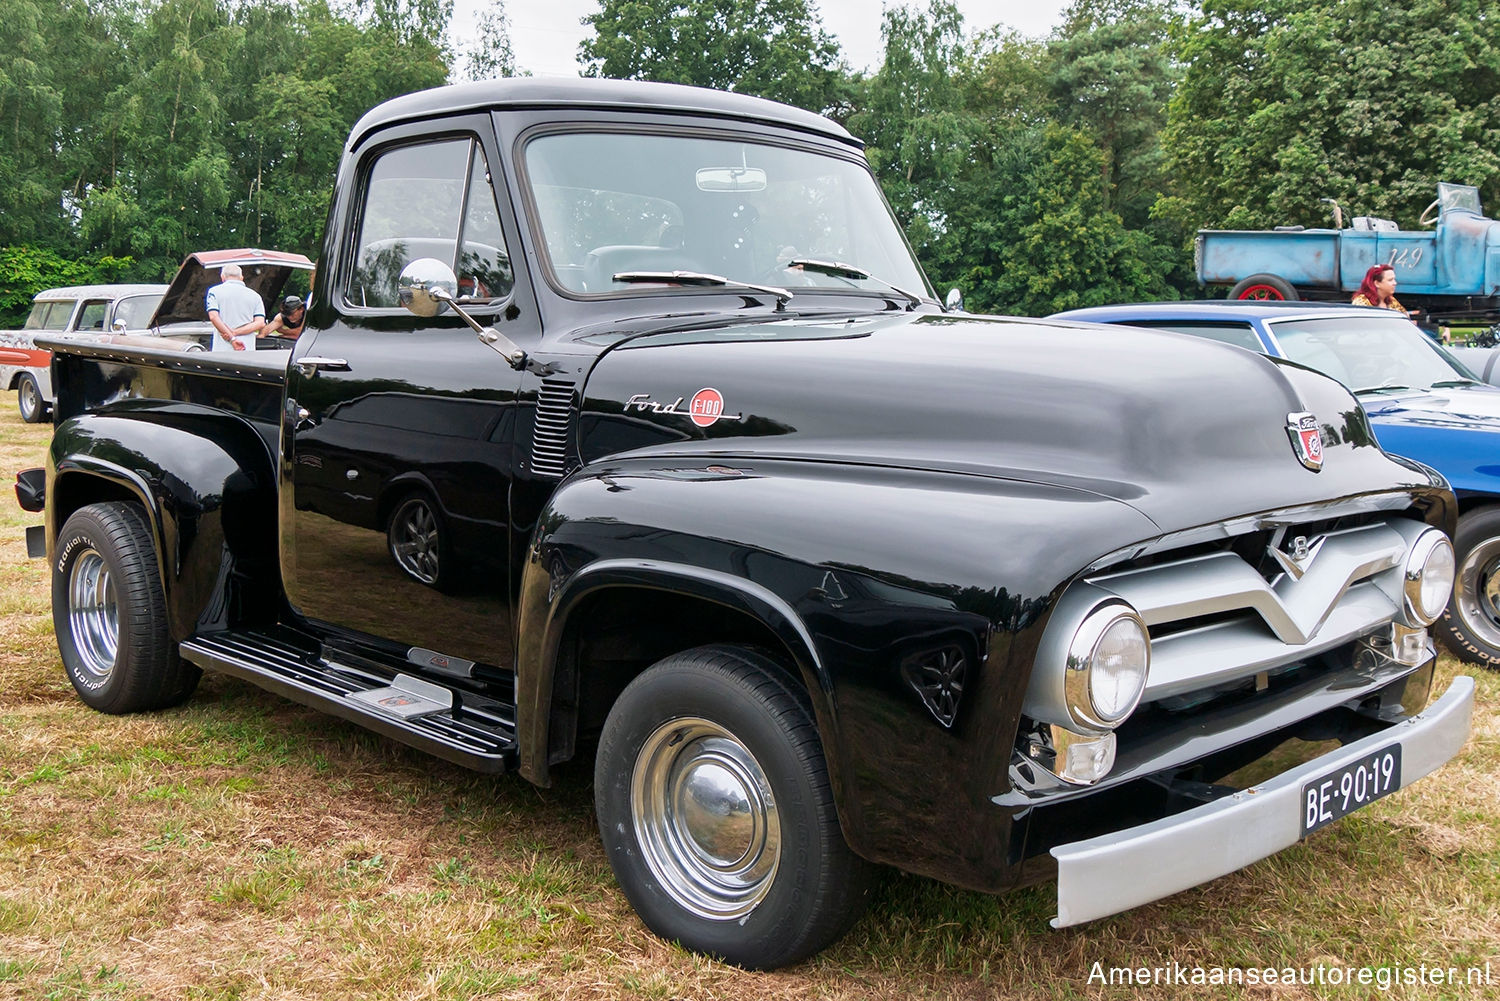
[149,248,314,328]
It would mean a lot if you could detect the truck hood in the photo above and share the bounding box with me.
[577,311,1430,535]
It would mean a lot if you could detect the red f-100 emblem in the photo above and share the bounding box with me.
[689,387,726,427]
[1287,412,1323,471]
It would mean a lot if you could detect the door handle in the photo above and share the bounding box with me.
[295,356,349,378]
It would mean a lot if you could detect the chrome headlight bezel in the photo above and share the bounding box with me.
[1402,529,1455,626]
[1062,601,1151,732]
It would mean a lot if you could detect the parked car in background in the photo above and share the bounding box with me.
[1056,300,1500,670]
[1198,182,1500,325]
[0,250,314,422]
[1,283,166,422]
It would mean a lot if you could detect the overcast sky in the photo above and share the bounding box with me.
[452,1,1073,78]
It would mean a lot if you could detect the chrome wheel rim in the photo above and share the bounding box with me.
[1456,541,1500,650]
[68,549,118,681]
[390,498,440,584]
[18,378,39,420]
[631,717,780,920]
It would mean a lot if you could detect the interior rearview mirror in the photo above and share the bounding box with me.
[696,167,767,193]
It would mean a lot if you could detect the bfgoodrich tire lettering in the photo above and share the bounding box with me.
[1435,506,1500,669]
[595,645,874,969]
[53,502,200,713]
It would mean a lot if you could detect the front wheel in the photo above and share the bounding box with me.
[17,372,48,423]
[53,502,200,712]
[1435,507,1500,669]
[595,645,874,969]
[1229,273,1299,301]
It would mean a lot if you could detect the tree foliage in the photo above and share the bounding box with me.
[5,0,1499,320]
[1160,0,1500,231]
[0,0,457,281]
[579,0,847,114]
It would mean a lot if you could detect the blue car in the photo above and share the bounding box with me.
[1055,300,1500,669]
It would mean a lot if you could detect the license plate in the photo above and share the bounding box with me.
[1301,744,1402,836]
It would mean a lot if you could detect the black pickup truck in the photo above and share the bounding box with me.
[15,79,1475,969]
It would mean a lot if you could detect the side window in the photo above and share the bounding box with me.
[347,137,513,309]
[76,300,110,331]
[23,300,76,330]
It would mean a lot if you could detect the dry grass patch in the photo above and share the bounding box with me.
[2,390,1498,999]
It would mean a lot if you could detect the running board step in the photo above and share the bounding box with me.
[181,627,517,773]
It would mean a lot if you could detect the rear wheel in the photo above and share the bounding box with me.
[53,502,200,713]
[17,373,47,423]
[1229,274,1298,301]
[595,645,874,969]
[1435,506,1500,668]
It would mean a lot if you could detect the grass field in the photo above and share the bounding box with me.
[1,390,1497,1000]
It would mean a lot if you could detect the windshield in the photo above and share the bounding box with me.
[1438,182,1482,216]
[523,131,930,301]
[1268,313,1477,392]
[113,294,163,329]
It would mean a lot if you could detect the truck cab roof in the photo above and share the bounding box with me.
[348,78,861,154]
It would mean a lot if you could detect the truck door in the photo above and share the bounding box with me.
[283,122,532,671]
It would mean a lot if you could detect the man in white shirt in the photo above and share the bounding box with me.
[205,263,266,351]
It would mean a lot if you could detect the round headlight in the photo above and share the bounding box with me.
[1404,530,1455,625]
[1064,603,1150,730]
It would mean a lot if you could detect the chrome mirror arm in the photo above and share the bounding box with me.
[428,285,529,370]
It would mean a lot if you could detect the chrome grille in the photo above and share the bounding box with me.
[1084,516,1428,702]
[530,379,576,478]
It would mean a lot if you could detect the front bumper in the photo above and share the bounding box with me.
[1050,675,1474,928]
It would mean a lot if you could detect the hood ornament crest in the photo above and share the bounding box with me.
[1286,412,1324,471]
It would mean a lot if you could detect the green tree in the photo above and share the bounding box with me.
[460,0,518,81]
[1046,0,1178,227]
[847,0,976,245]
[1160,0,1500,232]
[579,0,847,113]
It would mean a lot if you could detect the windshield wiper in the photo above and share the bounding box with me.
[786,258,926,310]
[612,270,792,310]
[1428,379,1480,388]
[1352,384,1413,395]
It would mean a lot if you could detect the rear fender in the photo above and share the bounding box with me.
[48,406,280,641]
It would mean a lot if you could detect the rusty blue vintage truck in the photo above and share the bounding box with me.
[1198,183,1500,324]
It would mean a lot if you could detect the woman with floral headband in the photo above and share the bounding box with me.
[1352,264,1406,312]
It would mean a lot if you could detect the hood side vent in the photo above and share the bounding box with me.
[531,379,578,478]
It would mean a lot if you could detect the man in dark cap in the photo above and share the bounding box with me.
[259,295,307,342]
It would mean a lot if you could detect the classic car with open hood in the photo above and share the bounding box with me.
[14,80,1473,970]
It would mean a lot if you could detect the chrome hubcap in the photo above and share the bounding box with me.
[390,499,440,584]
[68,550,118,680]
[631,718,780,919]
[19,380,38,418]
[1456,543,1500,649]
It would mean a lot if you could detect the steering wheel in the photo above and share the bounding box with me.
[1418,198,1441,227]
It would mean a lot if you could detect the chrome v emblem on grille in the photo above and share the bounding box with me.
[1269,534,1325,580]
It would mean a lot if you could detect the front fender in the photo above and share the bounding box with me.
[48,404,280,641]
[515,454,1158,889]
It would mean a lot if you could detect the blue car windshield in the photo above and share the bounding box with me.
[1267,313,1479,393]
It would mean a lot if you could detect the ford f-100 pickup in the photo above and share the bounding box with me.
[14,79,1473,969]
